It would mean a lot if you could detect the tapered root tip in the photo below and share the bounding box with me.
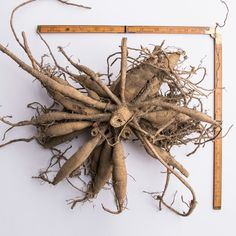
[101,204,122,215]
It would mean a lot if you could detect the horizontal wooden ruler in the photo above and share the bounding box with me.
[37,25,214,35]
[37,24,222,210]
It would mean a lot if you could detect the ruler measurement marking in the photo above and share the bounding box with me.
[213,33,222,209]
[37,25,213,35]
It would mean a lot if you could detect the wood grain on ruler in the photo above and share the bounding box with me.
[37,25,214,35]
[127,26,213,34]
[37,25,125,33]
[213,33,222,209]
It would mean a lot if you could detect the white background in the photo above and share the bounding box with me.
[0,0,235,235]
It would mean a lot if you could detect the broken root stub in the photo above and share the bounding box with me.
[110,106,133,128]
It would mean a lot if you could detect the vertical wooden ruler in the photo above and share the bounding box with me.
[38,25,223,209]
[213,33,222,209]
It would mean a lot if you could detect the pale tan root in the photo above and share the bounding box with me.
[112,141,127,212]
[134,130,189,177]
[53,134,103,185]
[86,88,101,101]
[133,76,162,104]
[112,64,160,102]
[141,110,190,127]
[0,44,116,111]
[140,134,197,216]
[91,139,113,195]
[89,144,103,176]
[44,121,92,137]
[41,130,84,148]
[51,92,100,114]
[120,37,128,103]
[151,146,189,178]
[136,98,218,125]
[73,74,107,97]
[58,46,121,105]
[35,111,111,123]
[69,143,103,178]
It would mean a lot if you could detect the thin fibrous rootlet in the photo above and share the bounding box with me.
[0,0,225,216]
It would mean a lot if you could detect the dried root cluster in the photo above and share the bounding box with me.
[0,1,221,216]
